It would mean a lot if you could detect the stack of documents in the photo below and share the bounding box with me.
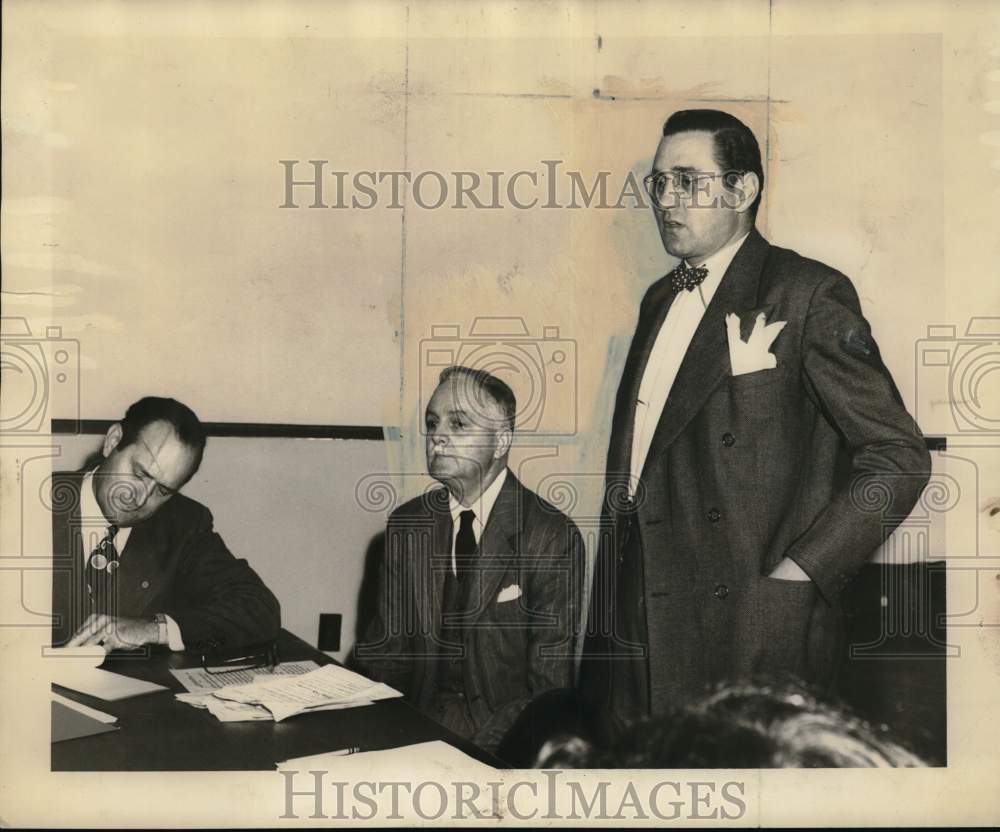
[176,663,402,722]
[169,659,320,693]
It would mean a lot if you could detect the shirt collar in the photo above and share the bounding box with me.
[81,468,133,551]
[81,469,110,528]
[449,467,508,529]
[684,230,751,298]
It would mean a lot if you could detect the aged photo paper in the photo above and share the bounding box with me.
[2,0,998,826]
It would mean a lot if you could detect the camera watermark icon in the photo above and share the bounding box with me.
[0,317,80,436]
[915,317,1000,436]
[419,317,577,438]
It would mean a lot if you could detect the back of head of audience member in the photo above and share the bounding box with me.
[536,679,926,768]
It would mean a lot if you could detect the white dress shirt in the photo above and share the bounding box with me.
[81,470,185,650]
[448,467,508,575]
[629,232,751,492]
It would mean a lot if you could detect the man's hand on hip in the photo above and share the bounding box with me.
[67,613,160,649]
[767,557,812,582]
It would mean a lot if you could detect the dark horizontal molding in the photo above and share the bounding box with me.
[52,419,947,451]
[51,419,386,441]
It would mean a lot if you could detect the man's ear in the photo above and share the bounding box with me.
[102,422,124,458]
[732,171,760,215]
[494,425,513,459]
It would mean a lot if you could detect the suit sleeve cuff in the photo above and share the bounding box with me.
[789,555,844,605]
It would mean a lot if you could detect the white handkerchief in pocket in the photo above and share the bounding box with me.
[497,584,522,604]
[726,311,787,376]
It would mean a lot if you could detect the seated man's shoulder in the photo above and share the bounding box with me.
[515,479,581,536]
[387,487,448,524]
[153,489,213,527]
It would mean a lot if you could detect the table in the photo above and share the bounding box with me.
[52,629,502,771]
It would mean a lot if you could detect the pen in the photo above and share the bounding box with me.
[328,747,360,756]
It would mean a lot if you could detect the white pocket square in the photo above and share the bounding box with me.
[726,311,787,376]
[496,584,522,604]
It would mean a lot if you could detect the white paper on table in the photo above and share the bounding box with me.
[176,691,374,722]
[228,684,396,722]
[51,692,118,724]
[212,664,401,721]
[175,691,215,708]
[44,646,108,667]
[47,646,169,700]
[205,697,275,721]
[211,699,374,722]
[276,740,495,775]
[53,667,168,701]
[169,660,319,692]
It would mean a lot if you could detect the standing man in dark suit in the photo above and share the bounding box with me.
[355,366,584,754]
[580,110,931,728]
[52,396,280,651]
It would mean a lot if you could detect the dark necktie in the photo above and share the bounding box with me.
[454,509,477,581]
[439,509,477,651]
[668,261,709,293]
[86,524,120,615]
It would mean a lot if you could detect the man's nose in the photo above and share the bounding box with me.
[133,478,156,508]
[655,196,680,216]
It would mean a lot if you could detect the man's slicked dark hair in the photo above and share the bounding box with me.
[118,396,207,472]
[662,109,765,217]
[438,365,517,430]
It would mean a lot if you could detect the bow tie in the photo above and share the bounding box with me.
[668,261,709,293]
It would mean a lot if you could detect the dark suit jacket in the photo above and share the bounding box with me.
[354,471,585,752]
[51,471,281,649]
[581,228,931,719]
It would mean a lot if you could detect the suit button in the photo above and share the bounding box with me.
[141,580,150,589]
[714,584,729,599]
[722,432,736,447]
[707,508,721,522]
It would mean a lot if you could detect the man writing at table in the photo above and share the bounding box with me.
[356,366,584,753]
[52,396,281,651]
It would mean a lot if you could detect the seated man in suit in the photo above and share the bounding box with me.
[355,366,584,754]
[52,396,280,651]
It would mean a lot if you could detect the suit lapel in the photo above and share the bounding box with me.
[641,229,770,471]
[427,488,453,640]
[114,520,164,617]
[608,277,678,478]
[472,473,522,621]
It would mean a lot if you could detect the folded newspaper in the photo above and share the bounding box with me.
[177,663,402,722]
